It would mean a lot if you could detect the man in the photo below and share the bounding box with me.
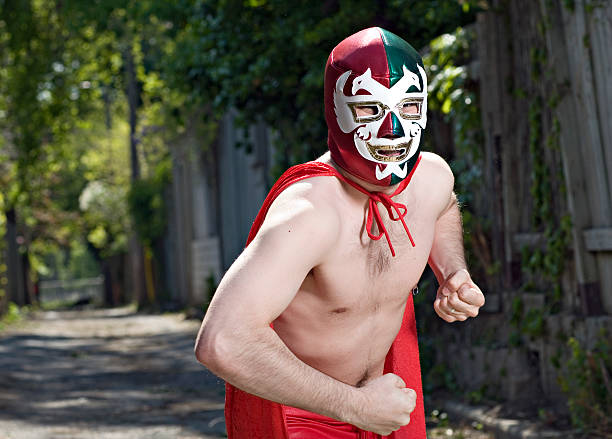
[195,27,485,438]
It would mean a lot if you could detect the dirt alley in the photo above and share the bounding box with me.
[0,307,226,439]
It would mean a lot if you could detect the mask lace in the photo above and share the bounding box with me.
[332,159,420,257]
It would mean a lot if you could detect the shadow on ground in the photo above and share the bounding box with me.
[0,307,226,439]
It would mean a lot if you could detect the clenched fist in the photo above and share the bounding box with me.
[434,269,485,322]
[351,373,417,435]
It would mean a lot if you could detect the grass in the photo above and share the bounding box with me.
[0,302,29,331]
[427,409,491,439]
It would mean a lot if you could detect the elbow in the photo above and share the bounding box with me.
[193,337,211,367]
[194,325,234,375]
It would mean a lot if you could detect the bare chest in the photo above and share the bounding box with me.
[309,195,437,312]
[273,190,440,385]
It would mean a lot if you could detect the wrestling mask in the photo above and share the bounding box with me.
[324,27,427,186]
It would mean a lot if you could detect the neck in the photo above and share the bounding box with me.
[327,158,399,195]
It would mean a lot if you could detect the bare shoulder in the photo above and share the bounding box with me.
[417,152,454,190]
[415,152,455,216]
[253,175,343,263]
[419,152,454,183]
[202,175,344,328]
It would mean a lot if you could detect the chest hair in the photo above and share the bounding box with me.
[367,239,391,278]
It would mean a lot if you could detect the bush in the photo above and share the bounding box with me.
[557,329,612,435]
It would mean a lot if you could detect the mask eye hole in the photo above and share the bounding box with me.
[398,98,423,120]
[355,105,378,117]
[348,101,387,123]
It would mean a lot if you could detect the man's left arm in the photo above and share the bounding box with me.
[428,191,485,322]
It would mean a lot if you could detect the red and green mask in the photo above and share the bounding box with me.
[325,27,427,186]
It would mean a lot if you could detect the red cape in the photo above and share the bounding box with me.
[224,160,426,439]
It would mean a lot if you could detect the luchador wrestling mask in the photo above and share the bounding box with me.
[324,28,427,186]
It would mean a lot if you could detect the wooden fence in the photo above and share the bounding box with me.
[433,0,612,406]
[478,0,612,316]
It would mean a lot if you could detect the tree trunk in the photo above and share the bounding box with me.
[124,40,146,307]
[124,42,140,181]
[5,208,26,306]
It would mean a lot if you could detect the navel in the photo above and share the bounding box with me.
[330,307,348,314]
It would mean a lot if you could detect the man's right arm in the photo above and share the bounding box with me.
[194,185,415,435]
[195,187,359,416]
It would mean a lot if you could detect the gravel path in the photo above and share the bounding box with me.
[0,307,226,439]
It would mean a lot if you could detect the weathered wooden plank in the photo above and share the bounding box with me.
[583,228,612,252]
[562,1,612,225]
[170,138,195,305]
[218,111,243,270]
[593,241,612,314]
[218,110,270,270]
[583,227,612,313]
[513,232,545,250]
[588,3,612,202]
[574,1,612,314]
[476,9,506,294]
[191,236,222,303]
[539,0,603,314]
[504,1,529,269]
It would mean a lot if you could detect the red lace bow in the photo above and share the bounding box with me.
[335,165,418,257]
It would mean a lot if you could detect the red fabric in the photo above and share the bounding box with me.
[329,28,390,89]
[224,159,426,439]
[284,406,380,439]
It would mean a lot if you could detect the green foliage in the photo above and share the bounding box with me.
[0,0,125,292]
[0,302,26,331]
[127,158,171,246]
[523,308,546,338]
[510,296,524,326]
[77,105,132,259]
[557,330,612,435]
[562,0,576,11]
[466,384,487,404]
[430,409,450,427]
[0,1,181,299]
[425,27,491,285]
[514,21,571,350]
[426,27,483,196]
[522,98,571,306]
[508,296,546,344]
[164,0,478,172]
[0,0,100,198]
[64,240,100,280]
[426,362,460,395]
[585,0,608,14]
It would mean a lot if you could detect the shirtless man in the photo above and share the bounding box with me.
[195,28,485,438]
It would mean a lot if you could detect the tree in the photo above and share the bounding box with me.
[0,0,101,307]
[162,0,479,171]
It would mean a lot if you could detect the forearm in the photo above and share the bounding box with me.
[195,323,361,423]
[428,195,467,284]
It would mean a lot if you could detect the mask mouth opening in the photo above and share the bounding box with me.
[367,139,413,162]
